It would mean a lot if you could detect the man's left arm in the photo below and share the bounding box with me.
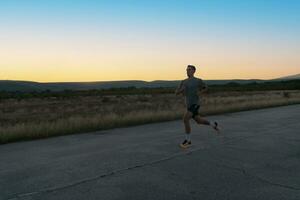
[199,80,208,94]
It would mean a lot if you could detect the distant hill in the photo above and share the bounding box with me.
[0,79,265,92]
[2,73,299,92]
[274,73,300,80]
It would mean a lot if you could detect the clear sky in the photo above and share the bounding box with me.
[1,0,299,82]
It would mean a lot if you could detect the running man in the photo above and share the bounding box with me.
[175,65,220,148]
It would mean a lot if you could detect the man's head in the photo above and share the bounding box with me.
[186,65,196,77]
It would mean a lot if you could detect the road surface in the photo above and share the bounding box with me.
[1,105,300,200]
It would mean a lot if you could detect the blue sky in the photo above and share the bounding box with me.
[1,0,299,81]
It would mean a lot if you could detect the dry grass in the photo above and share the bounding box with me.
[0,90,299,144]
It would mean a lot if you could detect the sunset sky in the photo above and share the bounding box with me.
[1,0,299,82]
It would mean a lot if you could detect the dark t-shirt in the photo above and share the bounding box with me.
[180,77,206,107]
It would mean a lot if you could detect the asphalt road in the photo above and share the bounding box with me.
[1,105,300,200]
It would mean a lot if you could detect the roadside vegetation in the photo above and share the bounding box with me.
[0,79,299,144]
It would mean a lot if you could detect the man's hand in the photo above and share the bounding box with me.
[175,81,184,96]
[199,86,208,95]
[175,88,184,96]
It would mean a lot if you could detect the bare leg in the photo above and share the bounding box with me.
[193,115,220,133]
[180,111,193,148]
[193,115,210,125]
[183,111,193,134]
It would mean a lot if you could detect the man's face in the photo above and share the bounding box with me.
[186,67,195,77]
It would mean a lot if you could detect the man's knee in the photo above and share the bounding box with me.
[194,117,201,124]
[194,116,210,125]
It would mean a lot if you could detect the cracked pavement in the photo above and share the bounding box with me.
[1,104,300,200]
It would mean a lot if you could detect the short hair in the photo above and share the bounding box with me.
[187,65,196,71]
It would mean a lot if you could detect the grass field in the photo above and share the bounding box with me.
[0,90,300,144]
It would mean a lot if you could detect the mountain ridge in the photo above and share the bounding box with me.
[0,79,264,92]
[1,73,299,92]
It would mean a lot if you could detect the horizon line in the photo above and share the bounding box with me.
[0,77,291,83]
